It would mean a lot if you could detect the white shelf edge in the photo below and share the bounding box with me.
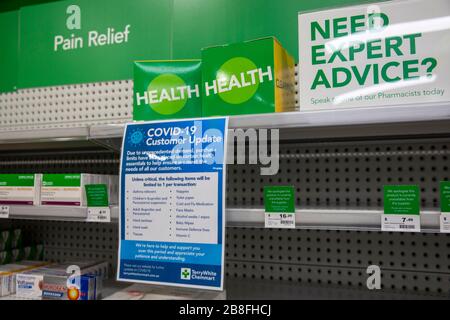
[7,205,119,222]
[89,102,450,140]
[226,208,442,232]
[228,102,450,129]
[0,103,448,143]
[6,205,441,232]
[0,126,90,144]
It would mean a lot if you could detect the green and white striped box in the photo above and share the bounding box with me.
[40,174,115,207]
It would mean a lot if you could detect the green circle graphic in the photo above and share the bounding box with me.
[217,57,259,104]
[147,74,187,115]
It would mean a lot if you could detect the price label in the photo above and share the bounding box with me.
[383,185,420,232]
[381,214,420,232]
[87,207,110,223]
[264,186,296,229]
[265,213,295,229]
[440,215,450,233]
[440,182,450,233]
[0,206,9,219]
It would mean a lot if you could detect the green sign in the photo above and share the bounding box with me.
[384,185,420,215]
[42,174,81,187]
[264,186,295,213]
[18,0,171,88]
[7,0,366,91]
[0,10,18,92]
[85,184,109,207]
[202,37,296,116]
[440,181,450,213]
[133,60,202,121]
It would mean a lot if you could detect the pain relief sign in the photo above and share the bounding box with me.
[298,0,450,111]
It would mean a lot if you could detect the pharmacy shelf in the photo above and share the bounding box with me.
[226,208,442,233]
[6,205,119,222]
[3,205,442,232]
[0,103,449,149]
[2,277,443,300]
[0,127,89,144]
[89,102,450,140]
[224,278,446,300]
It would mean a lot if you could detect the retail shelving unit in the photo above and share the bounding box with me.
[0,79,449,299]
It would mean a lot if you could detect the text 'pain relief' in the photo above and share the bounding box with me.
[54,25,131,51]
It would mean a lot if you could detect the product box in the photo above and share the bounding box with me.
[16,265,70,300]
[15,267,49,299]
[0,229,22,253]
[0,174,41,205]
[201,37,296,116]
[11,229,22,250]
[40,174,116,207]
[40,261,108,300]
[23,244,44,261]
[10,248,22,263]
[0,251,10,265]
[0,261,49,297]
[42,273,98,300]
[0,230,12,252]
[133,60,202,121]
[0,249,21,265]
[41,174,104,207]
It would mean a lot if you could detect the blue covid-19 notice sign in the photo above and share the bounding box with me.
[117,117,228,290]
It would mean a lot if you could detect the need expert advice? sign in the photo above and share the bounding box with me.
[298,0,450,110]
[117,117,228,290]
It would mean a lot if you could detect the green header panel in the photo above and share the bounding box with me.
[18,0,172,88]
[0,11,18,92]
[12,0,376,89]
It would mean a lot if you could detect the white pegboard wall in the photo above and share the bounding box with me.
[0,80,133,132]
[225,228,450,298]
[0,150,120,175]
[227,138,450,210]
[1,219,448,298]
[0,65,301,132]
[0,137,448,298]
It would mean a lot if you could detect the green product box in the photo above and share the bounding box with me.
[23,244,44,261]
[41,173,94,206]
[133,60,202,121]
[10,248,23,263]
[0,174,41,205]
[0,248,22,265]
[11,229,23,250]
[0,251,11,265]
[35,244,44,261]
[201,37,296,117]
[0,230,12,252]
